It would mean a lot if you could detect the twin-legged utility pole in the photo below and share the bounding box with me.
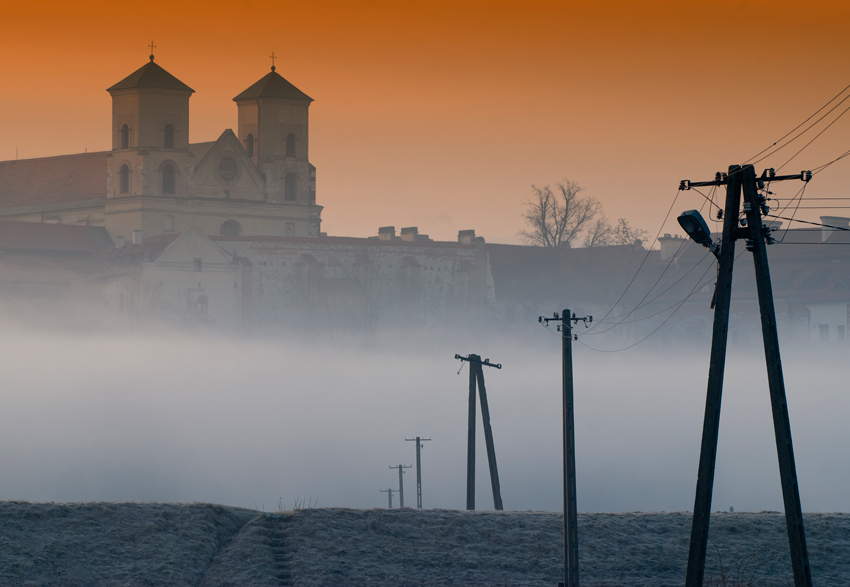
[389,464,412,508]
[540,310,591,587]
[405,436,431,509]
[454,353,504,511]
[679,165,813,587]
[380,488,395,508]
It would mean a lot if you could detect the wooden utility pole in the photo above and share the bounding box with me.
[540,310,591,587]
[455,353,504,511]
[380,488,395,508]
[389,464,412,508]
[680,165,813,587]
[405,436,432,509]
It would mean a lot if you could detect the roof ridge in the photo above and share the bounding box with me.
[0,151,109,164]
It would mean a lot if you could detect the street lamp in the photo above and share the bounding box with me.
[677,210,718,258]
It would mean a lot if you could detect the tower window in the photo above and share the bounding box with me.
[284,173,297,201]
[162,164,176,194]
[119,164,130,194]
[218,157,237,181]
[120,124,129,149]
[164,124,175,149]
[247,134,254,158]
[286,133,296,158]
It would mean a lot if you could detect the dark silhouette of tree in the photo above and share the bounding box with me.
[519,180,601,248]
[520,179,648,249]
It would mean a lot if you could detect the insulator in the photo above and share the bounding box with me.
[743,202,752,212]
[717,209,724,220]
[745,239,755,252]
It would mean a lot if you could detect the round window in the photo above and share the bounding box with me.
[218,157,237,181]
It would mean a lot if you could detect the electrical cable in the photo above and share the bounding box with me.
[743,81,850,165]
[776,101,850,172]
[580,186,682,334]
[575,254,722,353]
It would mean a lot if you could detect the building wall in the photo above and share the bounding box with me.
[806,302,849,343]
[215,238,495,330]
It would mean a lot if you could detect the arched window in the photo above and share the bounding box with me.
[284,173,297,201]
[119,164,130,194]
[286,133,296,158]
[164,124,174,149]
[220,220,243,236]
[162,164,176,194]
[120,124,129,149]
[246,134,254,158]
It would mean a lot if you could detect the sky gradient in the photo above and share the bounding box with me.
[2,0,849,243]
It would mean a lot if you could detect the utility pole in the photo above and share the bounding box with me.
[540,310,591,587]
[454,353,504,511]
[389,464,412,508]
[679,165,813,587]
[405,436,432,509]
[380,488,395,508]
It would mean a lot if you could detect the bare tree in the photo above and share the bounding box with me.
[519,180,602,248]
[609,218,648,247]
[583,216,649,248]
[583,215,614,248]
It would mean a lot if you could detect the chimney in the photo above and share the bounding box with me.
[378,226,395,241]
[458,229,476,244]
[820,216,850,242]
[400,227,418,242]
[132,230,143,245]
[658,233,685,262]
[116,236,125,249]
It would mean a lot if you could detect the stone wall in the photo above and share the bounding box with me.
[215,236,495,330]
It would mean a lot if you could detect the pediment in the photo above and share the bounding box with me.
[153,226,234,265]
[191,130,265,199]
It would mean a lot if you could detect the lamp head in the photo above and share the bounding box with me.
[677,210,713,247]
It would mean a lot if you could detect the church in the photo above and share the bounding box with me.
[0,55,322,241]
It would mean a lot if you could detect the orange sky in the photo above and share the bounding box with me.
[2,0,850,243]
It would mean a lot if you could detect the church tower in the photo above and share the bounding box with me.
[233,65,317,212]
[106,55,194,200]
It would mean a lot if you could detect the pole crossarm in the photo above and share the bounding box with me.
[454,354,502,369]
[680,169,811,191]
[539,312,592,340]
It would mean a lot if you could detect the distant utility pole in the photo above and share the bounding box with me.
[454,353,503,511]
[540,310,591,587]
[405,436,432,509]
[389,464,412,508]
[678,165,813,587]
[380,488,395,509]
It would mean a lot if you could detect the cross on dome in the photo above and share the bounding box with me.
[269,51,277,72]
[149,41,156,61]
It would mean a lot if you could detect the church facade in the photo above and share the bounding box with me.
[0,57,322,241]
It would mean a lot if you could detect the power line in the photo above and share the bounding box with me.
[575,256,720,353]
[589,193,713,332]
[776,100,850,172]
[581,187,683,334]
[744,81,850,165]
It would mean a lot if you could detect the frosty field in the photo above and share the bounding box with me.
[1,502,848,586]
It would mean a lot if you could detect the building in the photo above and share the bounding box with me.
[0,56,321,241]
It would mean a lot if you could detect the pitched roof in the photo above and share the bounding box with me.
[233,70,313,102]
[0,152,107,207]
[189,141,216,167]
[107,59,194,93]
[0,220,112,253]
